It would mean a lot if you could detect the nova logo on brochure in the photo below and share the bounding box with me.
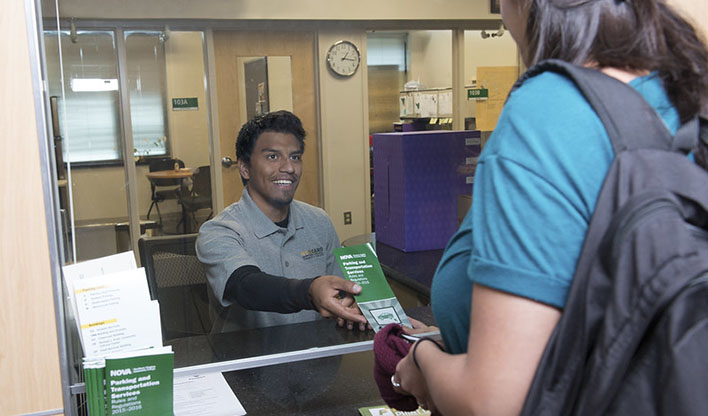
[105,350,174,416]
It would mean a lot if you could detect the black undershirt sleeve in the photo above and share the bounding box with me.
[223,265,317,313]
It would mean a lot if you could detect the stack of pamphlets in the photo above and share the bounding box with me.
[83,346,174,416]
[334,243,411,332]
[63,251,173,416]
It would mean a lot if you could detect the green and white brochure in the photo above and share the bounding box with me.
[334,243,411,332]
[105,347,174,416]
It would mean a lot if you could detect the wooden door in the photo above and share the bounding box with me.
[213,30,320,207]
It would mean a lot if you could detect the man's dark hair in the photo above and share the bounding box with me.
[522,0,708,123]
[235,110,306,185]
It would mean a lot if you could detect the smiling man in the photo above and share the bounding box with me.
[196,110,367,332]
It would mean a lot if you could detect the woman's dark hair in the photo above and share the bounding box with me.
[235,110,306,183]
[522,0,708,122]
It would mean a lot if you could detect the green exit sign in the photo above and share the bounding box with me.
[467,88,489,100]
[172,97,198,111]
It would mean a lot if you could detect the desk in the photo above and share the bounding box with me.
[166,307,435,415]
[217,351,382,415]
[146,168,193,233]
[166,306,433,369]
[146,168,193,181]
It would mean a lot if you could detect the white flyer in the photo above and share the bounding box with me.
[62,251,138,348]
[174,372,246,416]
[73,268,161,358]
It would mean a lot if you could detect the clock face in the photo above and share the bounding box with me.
[326,41,361,77]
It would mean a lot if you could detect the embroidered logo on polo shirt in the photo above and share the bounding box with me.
[301,247,324,260]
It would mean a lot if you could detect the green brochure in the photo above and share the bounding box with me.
[83,364,96,416]
[83,357,106,416]
[359,404,432,416]
[104,347,174,416]
[334,243,411,331]
[97,364,106,415]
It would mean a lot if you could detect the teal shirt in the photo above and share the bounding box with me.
[431,71,680,354]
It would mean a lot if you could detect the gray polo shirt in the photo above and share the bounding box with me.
[196,188,341,331]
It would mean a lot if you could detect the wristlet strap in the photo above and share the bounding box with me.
[412,337,443,370]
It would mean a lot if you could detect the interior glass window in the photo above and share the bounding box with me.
[125,30,169,158]
[45,30,122,163]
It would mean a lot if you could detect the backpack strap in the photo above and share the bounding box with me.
[512,59,697,155]
[695,118,708,170]
[674,117,699,153]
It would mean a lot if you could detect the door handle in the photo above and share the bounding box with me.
[222,156,236,168]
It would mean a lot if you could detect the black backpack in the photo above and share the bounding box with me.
[517,60,708,415]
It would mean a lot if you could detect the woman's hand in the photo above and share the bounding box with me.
[402,317,439,335]
[393,344,438,413]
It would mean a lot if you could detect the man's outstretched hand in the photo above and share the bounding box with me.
[310,275,369,330]
[334,295,372,331]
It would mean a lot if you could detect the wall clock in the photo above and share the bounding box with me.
[326,40,361,77]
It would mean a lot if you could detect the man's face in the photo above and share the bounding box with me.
[239,131,303,216]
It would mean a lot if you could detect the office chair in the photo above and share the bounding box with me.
[146,157,186,228]
[138,233,213,341]
[178,165,213,231]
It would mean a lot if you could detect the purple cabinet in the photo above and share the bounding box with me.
[373,130,481,252]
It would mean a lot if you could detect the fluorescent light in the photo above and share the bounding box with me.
[71,78,118,92]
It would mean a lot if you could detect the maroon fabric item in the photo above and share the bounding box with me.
[373,323,419,411]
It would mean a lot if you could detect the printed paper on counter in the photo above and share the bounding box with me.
[174,372,246,416]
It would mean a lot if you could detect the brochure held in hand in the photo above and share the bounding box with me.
[334,243,411,332]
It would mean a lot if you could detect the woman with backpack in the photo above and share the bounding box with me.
[391,0,708,414]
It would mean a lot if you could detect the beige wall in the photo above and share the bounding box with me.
[318,30,372,241]
[408,31,453,89]
[670,0,708,39]
[267,56,295,113]
[463,30,519,85]
[165,31,211,171]
[463,29,519,119]
[1,0,64,414]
